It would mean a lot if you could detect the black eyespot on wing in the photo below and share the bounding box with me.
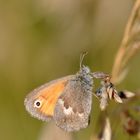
[34,100,42,108]
[36,101,41,107]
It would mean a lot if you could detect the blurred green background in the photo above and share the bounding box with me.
[0,0,140,140]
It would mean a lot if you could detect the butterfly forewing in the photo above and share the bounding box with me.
[24,75,73,121]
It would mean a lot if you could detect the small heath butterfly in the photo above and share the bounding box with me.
[24,53,104,131]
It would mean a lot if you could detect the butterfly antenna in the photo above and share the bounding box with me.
[80,51,88,68]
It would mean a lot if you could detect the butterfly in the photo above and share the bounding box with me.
[24,53,107,131]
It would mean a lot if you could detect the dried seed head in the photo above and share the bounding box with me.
[95,76,123,110]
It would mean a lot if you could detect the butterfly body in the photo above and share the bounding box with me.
[24,66,93,131]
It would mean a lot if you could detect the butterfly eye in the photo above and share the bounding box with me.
[34,100,42,108]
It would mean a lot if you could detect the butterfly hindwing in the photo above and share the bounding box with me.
[53,77,92,131]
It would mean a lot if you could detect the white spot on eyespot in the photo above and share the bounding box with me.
[34,100,42,108]
[64,106,73,115]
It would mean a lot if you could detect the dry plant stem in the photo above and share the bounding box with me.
[112,0,140,83]
[121,43,140,69]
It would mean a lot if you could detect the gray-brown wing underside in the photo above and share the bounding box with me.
[54,77,93,131]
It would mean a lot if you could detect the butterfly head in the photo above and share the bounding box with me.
[80,65,90,74]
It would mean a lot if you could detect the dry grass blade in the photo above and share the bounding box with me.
[112,0,140,84]
[98,117,112,140]
[90,117,112,140]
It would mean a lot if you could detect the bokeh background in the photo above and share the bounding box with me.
[0,0,140,140]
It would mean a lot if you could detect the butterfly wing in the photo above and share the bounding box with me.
[24,75,74,121]
[53,77,93,131]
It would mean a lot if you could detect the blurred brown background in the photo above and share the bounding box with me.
[0,0,140,140]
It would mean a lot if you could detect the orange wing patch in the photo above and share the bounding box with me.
[36,80,67,116]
